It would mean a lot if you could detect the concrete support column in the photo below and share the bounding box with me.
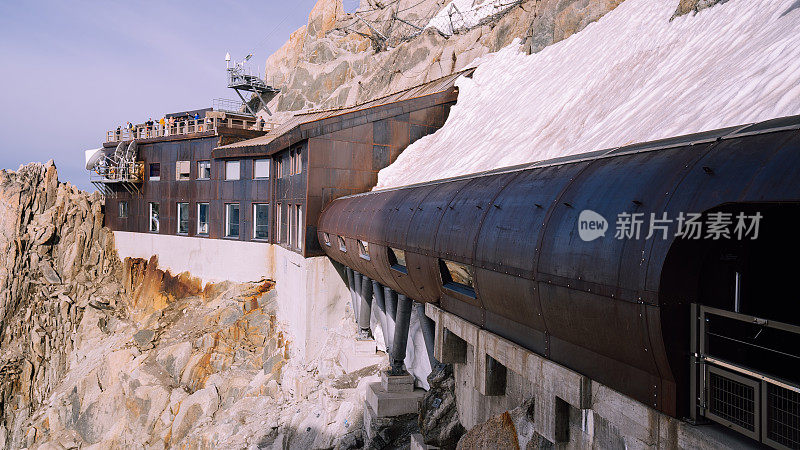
[414,301,438,368]
[390,294,412,374]
[358,276,374,340]
[346,267,358,322]
[384,287,398,351]
[353,271,363,322]
[373,280,390,350]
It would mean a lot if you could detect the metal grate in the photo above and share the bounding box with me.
[709,371,757,432]
[766,384,800,449]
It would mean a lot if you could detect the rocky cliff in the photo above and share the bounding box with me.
[0,164,378,448]
[263,0,625,121]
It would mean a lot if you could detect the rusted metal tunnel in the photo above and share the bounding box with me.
[318,115,800,423]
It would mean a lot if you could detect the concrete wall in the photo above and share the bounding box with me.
[113,231,350,363]
[426,304,759,449]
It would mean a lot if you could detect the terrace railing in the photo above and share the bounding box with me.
[106,117,275,143]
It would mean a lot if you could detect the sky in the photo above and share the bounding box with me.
[0,0,339,191]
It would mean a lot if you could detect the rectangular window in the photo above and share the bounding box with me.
[289,204,295,248]
[149,163,161,181]
[176,160,191,180]
[225,160,240,180]
[389,247,407,273]
[225,203,240,238]
[358,240,370,260]
[254,159,270,179]
[118,201,128,218]
[253,203,269,240]
[297,205,303,250]
[149,202,159,232]
[338,236,347,252]
[439,259,476,298]
[277,157,284,178]
[197,160,211,180]
[294,149,302,174]
[197,203,209,236]
[276,203,283,243]
[289,152,295,176]
[177,202,189,234]
[323,232,331,247]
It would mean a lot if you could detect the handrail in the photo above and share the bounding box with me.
[106,117,275,143]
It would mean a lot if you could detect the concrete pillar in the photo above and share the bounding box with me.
[353,271,363,322]
[373,281,391,350]
[384,287,398,351]
[390,294,413,374]
[358,276,374,340]
[414,301,438,368]
[346,267,358,322]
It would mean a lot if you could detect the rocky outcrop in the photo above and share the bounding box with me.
[262,0,625,119]
[419,364,465,449]
[0,163,385,448]
[0,161,122,446]
[671,0,729,19]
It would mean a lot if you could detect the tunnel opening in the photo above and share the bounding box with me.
[660,202,800,447]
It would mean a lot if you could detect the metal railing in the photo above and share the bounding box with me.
[106,117,275,143]
[89,161,144,183]
[690,304,800,449]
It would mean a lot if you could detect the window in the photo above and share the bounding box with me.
[389,247,407,273]
[277,157,284,178]
[177,202,189,234]
[225,203,240,238]
[149,163,161,181]
[294,148,302,174]
[197,161,211,180]
[289,152,296,176]
[358,240,370,260]
[439,259,476,298]
[296,205,303,250]
[323,232,331,246]
[197,203,209,236]
[176,161,190,180]
[253,203,269,240]
[149,202,159,232]
[254,159,269,179]
[289,204,295,248]
[225,161,240,180]
[118,201,128,218]
[276,203,283,243]
[338,236,347,252]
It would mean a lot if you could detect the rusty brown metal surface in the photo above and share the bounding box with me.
[316,116,800,417]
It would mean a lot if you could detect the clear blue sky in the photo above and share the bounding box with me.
[0,0,330,191]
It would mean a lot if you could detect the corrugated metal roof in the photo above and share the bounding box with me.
[213,68,473,156]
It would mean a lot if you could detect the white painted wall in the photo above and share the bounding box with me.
[113,231,350,362]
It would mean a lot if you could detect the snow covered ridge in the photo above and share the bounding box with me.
[377,0,800,189]
[426,0,521,36]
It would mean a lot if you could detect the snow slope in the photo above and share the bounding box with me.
[377,0,800,189]
[427,0,520,35]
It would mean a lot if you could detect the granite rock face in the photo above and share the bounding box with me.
[261,0,624,121]
[0,163,386,448]
[671,0,729,19]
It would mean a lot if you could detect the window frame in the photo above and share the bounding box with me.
[225,160,240,181]
[253,203,269,240]
[148,202,159,233]
[197,202,209,236]
[358,240,370,260]
[225,203,240,238]
[176,160,191,181]
[254,159,270,179]
[176,202,189,234]
[338,236,347,252]
[439,259,476,298]
[118,201,128,218]
[276,202,283,243]
[388,247,407,274]
[149,163,161,181]
[197,160,211,180]
[323,232,331,247]
[296,204,303,250]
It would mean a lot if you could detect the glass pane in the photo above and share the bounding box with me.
[389,247,406,268]
[254,159,269,179]
[297,206,303,249]
[359,240,369,259]
[254,204,269,239]
[149,163,160,179]
[444,260,474,288]
[178,203,189,234]
[198,161,211,179]
[149,203,159,232]
[198,203,209,235]
[226,204,240,237]
[338,236,346,252]
[225,161,240,180]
